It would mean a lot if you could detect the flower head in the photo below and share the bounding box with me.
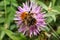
[14,1,46,37]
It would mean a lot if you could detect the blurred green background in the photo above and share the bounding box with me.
[0,0,60,40]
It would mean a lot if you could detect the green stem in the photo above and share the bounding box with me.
[4,0,8,29]
[47,24,60,39]
[4,0,6,17]
[0,0,7,40]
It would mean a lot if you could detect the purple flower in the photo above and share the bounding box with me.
[14,1,46,37]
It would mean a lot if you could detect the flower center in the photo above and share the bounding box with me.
[20,12,36,26]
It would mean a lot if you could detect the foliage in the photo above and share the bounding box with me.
[0,0,60,40]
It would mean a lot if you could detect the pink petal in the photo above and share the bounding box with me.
[18,6,24,12]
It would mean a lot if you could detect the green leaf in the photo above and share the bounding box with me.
[46,16,53,23]
[0,0,10,7]
[51,0,56,6]
[0,1,4,7]
[48,2,52,8]
[0,17,5,23]
[31,0,48,10]
[51,33,59,40]
[37,1,48,10]
[55,0,60,5]
[9,24,16,30]
[11,0,18,7]
[30,0,36,3]
[0,27,20,40]
[0,11,4,16]
[44,27,50,32]
[0,31,5,40]
[0,27,27,40]
[52,6,60,13]
[51,15,56,22]
[57,26,60,34]
[12,3,18,7]
[5,7,16,27]
[46,11,59,23]
[0,1,4,10]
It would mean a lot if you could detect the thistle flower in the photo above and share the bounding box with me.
[14,1,46,37]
